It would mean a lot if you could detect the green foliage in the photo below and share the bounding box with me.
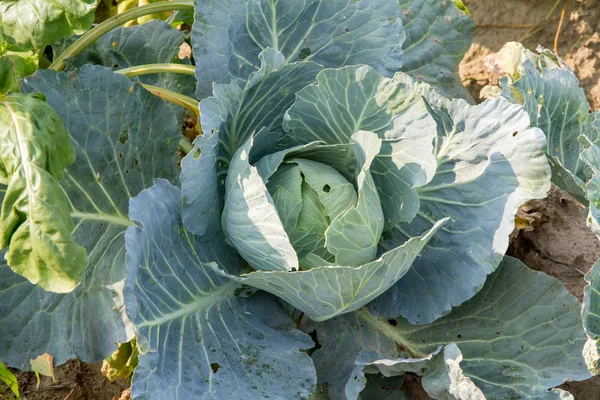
[0,362,19,399]
[0,93,86,292]
[0,0,97,50]
[0,1,595,400]
[0,50,37,96]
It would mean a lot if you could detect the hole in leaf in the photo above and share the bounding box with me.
[118,152,124,159]
[341,27,350,33]
[193,149,202,159]
[210,363,220,374]
[118,131,129,144]
[134,158,139,166]
[298,47,312,60]
[323,184,331,193]
[387,319,397,326]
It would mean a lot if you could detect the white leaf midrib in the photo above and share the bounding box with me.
[136,280,240,328]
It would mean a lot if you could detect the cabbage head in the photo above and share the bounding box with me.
[181,49,550,323]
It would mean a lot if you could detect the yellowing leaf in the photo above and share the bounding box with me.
[29,353,54,382]
[102,338,139,382]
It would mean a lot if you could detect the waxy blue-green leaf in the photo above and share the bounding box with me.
[0,93,86,293]
[581,142,600,236]
[399,0,475,101]
[581,142,600,373]
[325,131,384,266]
[496,52,600,199]
[125,179,317,400]
[355,344,485,400]
[299,309,399,400]
[0,50,37,95]
[582,259,600,374]
[180,131,221,238]
[192,0,404,98]
[222,135,299,271]
[372,95,550,324]
[284,65,438,228]
[305,258,589,400]
[66,20,196,99]
[181,49,322,235]
[0,65,180,370]
[212,218,446,321]
[0,0,97,50]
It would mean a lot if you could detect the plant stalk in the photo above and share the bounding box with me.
[49,1,194,71]
[179,137,194,154]
[115,63,196,77]
[141,84,199,119]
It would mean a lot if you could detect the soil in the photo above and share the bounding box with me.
[5,1,600,399]
[459,0,600,108]
[508,187,600,398]
[4,360,129,400]
[508,187,600,301]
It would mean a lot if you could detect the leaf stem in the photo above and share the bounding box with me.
[115,63,196,77]
[141,84,199,119]
[356,308,427,358]
[49,1,194,71]
[179,137,194,154]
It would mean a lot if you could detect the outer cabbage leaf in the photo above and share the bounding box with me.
[180,131,221,238]
[0,0,97,50]
[581,142,600,236]
[582,259,600,374]
[66,20,196,98]
[283,65,438,228]
[192,0,404,98]
[582,257,600,375]
[212,218,446,321]
[495,47,600,200]
[0,93,86,292]
[303,257,589,400]
[0,65,180,369]
[0,50,37,95]
[355,344,485,400]
[181,49,322,234]
[372,94,550,324]
[399,0,475,101]
[581,144,600,373]
[125,179,316,400]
